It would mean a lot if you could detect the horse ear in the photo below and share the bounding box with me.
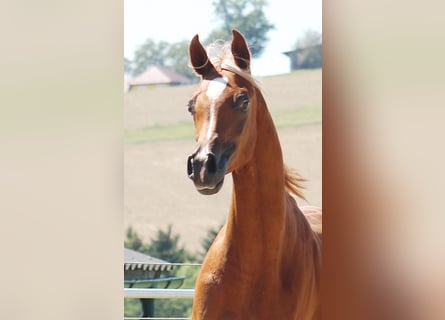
[231,29,251,71]
[189,34,217,77]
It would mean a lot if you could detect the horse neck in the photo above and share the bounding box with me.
[226,90,286,264]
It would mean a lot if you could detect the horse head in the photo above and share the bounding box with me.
[186,30,258,195]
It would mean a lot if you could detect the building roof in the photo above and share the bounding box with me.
[124,248,174,272]
[124,76,132,92]
[130,65,192,86]
[282,44,322,56]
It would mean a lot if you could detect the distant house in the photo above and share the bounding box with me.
[283,44,322,70]
[126,65,192,91]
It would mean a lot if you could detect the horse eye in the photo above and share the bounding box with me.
[187,99,196,116]
[234,92,250,112]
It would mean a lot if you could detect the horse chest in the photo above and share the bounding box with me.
[195,254,290,319]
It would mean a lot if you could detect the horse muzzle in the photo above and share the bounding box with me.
[187,150,228,195]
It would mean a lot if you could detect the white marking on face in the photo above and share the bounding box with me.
[205,77,228,140]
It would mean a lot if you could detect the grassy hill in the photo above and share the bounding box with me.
[125,69,321,142]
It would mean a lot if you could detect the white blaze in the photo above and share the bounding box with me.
[205,77,228,140]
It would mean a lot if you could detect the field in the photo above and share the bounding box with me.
[124,69,322,253]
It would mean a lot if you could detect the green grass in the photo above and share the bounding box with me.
[272,106,322,129]
[125,121,194,144]
[125,106,321,144]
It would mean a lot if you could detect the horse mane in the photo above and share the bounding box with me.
[284,164,306,200]
[196,40,306,200]
[206,40,262,91]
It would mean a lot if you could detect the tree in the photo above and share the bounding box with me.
[294,29,322,50]
[206,0,274,57]
[145,224,196,263]
[126,39,195,79]
[125,225,197,262]
[292,29,322,69]
[165,40,196,80]
[125,0,273,78]
[125,226,147,252]
[130,39,170,76]
[124,57,132,75]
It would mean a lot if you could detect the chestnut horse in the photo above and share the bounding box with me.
[186,30,322,320]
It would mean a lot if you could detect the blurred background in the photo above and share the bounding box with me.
[3,0,445,319]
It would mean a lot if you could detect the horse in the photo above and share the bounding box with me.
[186,29,322,320]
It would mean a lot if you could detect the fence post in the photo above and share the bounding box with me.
[140,298,154,318]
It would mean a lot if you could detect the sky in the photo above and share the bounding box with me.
[124,0,322,76]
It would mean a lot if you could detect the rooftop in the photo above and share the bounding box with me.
[130,65,192,86]
[124,248,174,272]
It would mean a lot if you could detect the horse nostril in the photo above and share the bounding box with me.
[187,155,194,178]
[206,153,217,175]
